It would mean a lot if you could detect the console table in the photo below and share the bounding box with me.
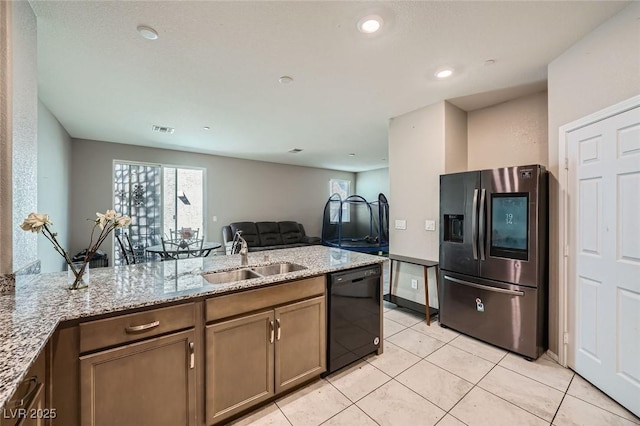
[384,254,439,325]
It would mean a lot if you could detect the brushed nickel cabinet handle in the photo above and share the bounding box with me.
[276,319,281,341]
[189,342,195,369]
[8,376,38,409]
[125,320,160,333]
[269,320,274,344]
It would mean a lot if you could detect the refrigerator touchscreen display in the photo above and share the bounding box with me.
[491,194,528,259]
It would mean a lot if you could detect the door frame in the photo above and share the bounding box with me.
[557,94,640,367]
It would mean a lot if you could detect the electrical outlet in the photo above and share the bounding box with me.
[411,279,418,289]
[425,220,436,231]
[395,219,407,230]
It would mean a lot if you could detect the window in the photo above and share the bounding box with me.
[113,161,205,265]
[329,179,351,223]
[163,167,205,241]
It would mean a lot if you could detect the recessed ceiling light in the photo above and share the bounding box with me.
[357,15,383,34]
[288,148,303,154]
[203,126,210,131]
[435,67,454,79]
[137,25,159,40]
[349,153,356,157]
[484,59,496,66]
[279,76,294,84]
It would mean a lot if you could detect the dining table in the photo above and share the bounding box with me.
[145,241,222,259]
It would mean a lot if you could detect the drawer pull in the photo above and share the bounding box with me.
[269,320,274,344]
[276,318,281,341]
[125,320,160,333]
[189,342,195,369]
[444,276,524,296]
[8,376,38,409]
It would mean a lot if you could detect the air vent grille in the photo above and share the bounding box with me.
[152,125,175,134]
[288,148,303,154]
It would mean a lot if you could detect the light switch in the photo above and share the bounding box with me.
[411,279,418,289]
[395,219,407,230]
[425,220,436,231]
[212,215,218,222]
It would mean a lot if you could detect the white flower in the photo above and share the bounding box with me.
[95,212,107,230]
[116,215,131,228]
[20,213,52,233]
[104,209,117,220]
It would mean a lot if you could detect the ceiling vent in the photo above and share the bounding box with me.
[288,148,303,154]
[152,125,175,134]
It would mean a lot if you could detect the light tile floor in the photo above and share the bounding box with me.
[230,302,640,426]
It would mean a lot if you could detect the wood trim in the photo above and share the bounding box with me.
[0,0,13,275]
[206,276,325,322]
[51,326,79,426]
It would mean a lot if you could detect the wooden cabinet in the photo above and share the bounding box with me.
[2,346,48,426]
[205,277,326,425]
[274,297,326,394]
[77,303,198,426]
[80,329,197,426]
[206,311,275,424]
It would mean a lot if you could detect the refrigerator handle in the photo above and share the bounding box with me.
[444,275,524,296]
[479,188,487,260]
[472,189,478,260]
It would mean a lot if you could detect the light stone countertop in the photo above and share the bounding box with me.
[0,245,386,409]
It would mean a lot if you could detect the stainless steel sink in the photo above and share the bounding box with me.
[250,262,307,276]
[202,268,261,284]
[201,262,307,285]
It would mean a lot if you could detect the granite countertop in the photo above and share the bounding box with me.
[0,245,386,409]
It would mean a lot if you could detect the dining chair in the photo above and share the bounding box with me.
[115,232,137,265]
[169,227,200,242]
[160,236,206,260]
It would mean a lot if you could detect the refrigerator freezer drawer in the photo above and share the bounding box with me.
[439,272,546,359]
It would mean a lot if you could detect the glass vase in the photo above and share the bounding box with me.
[68,261,90,290]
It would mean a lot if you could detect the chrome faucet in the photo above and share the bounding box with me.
[232,230,249,266]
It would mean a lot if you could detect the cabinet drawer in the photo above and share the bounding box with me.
[206,276,325,322]
[80,303,195,353]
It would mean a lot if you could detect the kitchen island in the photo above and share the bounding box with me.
[0,245,386,425]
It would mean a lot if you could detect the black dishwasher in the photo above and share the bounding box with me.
[325,264,382,375]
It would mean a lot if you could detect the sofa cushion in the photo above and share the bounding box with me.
[278,221,303,244]
[229,222,260,247]
[256,222,283,246]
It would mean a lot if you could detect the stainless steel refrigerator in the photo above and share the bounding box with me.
[439,165,548,359]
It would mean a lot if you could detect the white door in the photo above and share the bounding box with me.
[568,105,640,416]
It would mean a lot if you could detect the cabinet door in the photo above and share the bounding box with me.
[206,310,274,425]
[275,296,326,394]
[80,330,196,426]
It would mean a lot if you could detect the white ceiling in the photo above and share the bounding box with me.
[31,1,629,172]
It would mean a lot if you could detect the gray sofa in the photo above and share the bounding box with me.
[222,221,321,254]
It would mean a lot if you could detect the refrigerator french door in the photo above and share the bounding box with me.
[439,165,548,359]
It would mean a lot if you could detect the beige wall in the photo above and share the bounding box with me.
[38,101,72,272]
[468,91,548,170]
[10,0,38,272]
[444,101,468,173]
[0,1,13,275]
[547,2,640,356]
[1,0,41,278]
[355,168,389,202]
[388,102,446,307]
[389,102,444,260]
[69,139,354,260]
